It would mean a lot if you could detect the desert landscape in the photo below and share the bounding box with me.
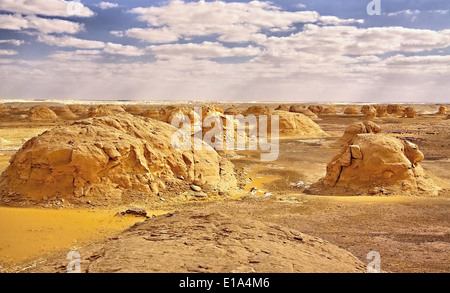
[0,101,448,273]
[1,0,449,277]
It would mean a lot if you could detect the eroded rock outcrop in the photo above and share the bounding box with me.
[28,106,58,121]
[403,107,417,118]
[438,106,447,115]
[334,121,381,147]
[310,134,439,196]
[344,107,360,115]
[0,114,238,206]
[88,105,126,117]
[24,210,366,273]
[51,106,78,120]
[272,110,326,138]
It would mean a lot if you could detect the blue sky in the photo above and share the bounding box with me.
[0,0,449,102]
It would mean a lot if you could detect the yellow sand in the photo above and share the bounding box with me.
[0,207,167,267]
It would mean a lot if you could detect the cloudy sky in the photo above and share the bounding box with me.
[0,0,449,102]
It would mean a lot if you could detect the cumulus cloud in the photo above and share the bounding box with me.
[125,27,180,44]
[128,0,320,43]
[0,49,18,56]
[97,2,119,10]
[104,43,146,56]
[37,34,105,49]
[147,41,261,59]
[0,39,25,46]
[110,30,124,38]
[1,0,450,102]
[0,0,94,17]
[0,14,85,34]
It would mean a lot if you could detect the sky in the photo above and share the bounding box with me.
[0,0,449,102]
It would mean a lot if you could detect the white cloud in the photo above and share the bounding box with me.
[125,27,180,44]
[296,4,307,9]
[37,34,105,49]
[97,2,119,10]
[0,39,25,46]
[318,16,364,26]
[110,30,124,37]
[385,54,450,65]
[0,0,94,17]
[104,43,146,56]
[1,0,450,103]
[0,49,18,56]
[147,41,261,59]
[0,14,85,34]
[387,10,421,17]
[128,0,320,43]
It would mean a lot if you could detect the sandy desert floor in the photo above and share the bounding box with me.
[0,102,449,273]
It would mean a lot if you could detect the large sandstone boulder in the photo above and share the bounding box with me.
[88,105,126,117]
[28,106,58,121]
[68,105,89,117]
[437,106,447,115]
[272,110,326,138]
[308,105,323,115]
[243,106,271,116]
[224,106,241,115]
[275,105,290,112]
[334,121,381,147]
[289,106,318,120]
[0,114,238,206]
[51,106,78,120]
[322,107,337,115]
[141,109,163,120]
[343,107,360,115]
[377,106,388,117]
[403,107,417,118]
[125,106,144,115]
[310,134,439,196]
[361,105,377,120]
[25,210,366,273]
[387,104,405,116]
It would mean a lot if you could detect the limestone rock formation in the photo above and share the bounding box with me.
[322,107,337,115]
[272,110,326,138]
[334,121,381,147]
[312,134,440,196]
[51,106,78,120]
[88,105,126,117]
[403,107,417,118]
[243,106,271,116]
[344,107,360,115]
[68,105,89,117]
[125,106,144,115]
[28,106,58,121]
[387,104,405,116]
[25,210,366,273]
[275,105,290,111]
[308,105,324,115]
[289,106,318,119]
[0,114,238,206]
[224,106,241,115]
[377,106,388,117]
[437,106,447,115]
[361,105,377,120]
[141,109,163,120]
